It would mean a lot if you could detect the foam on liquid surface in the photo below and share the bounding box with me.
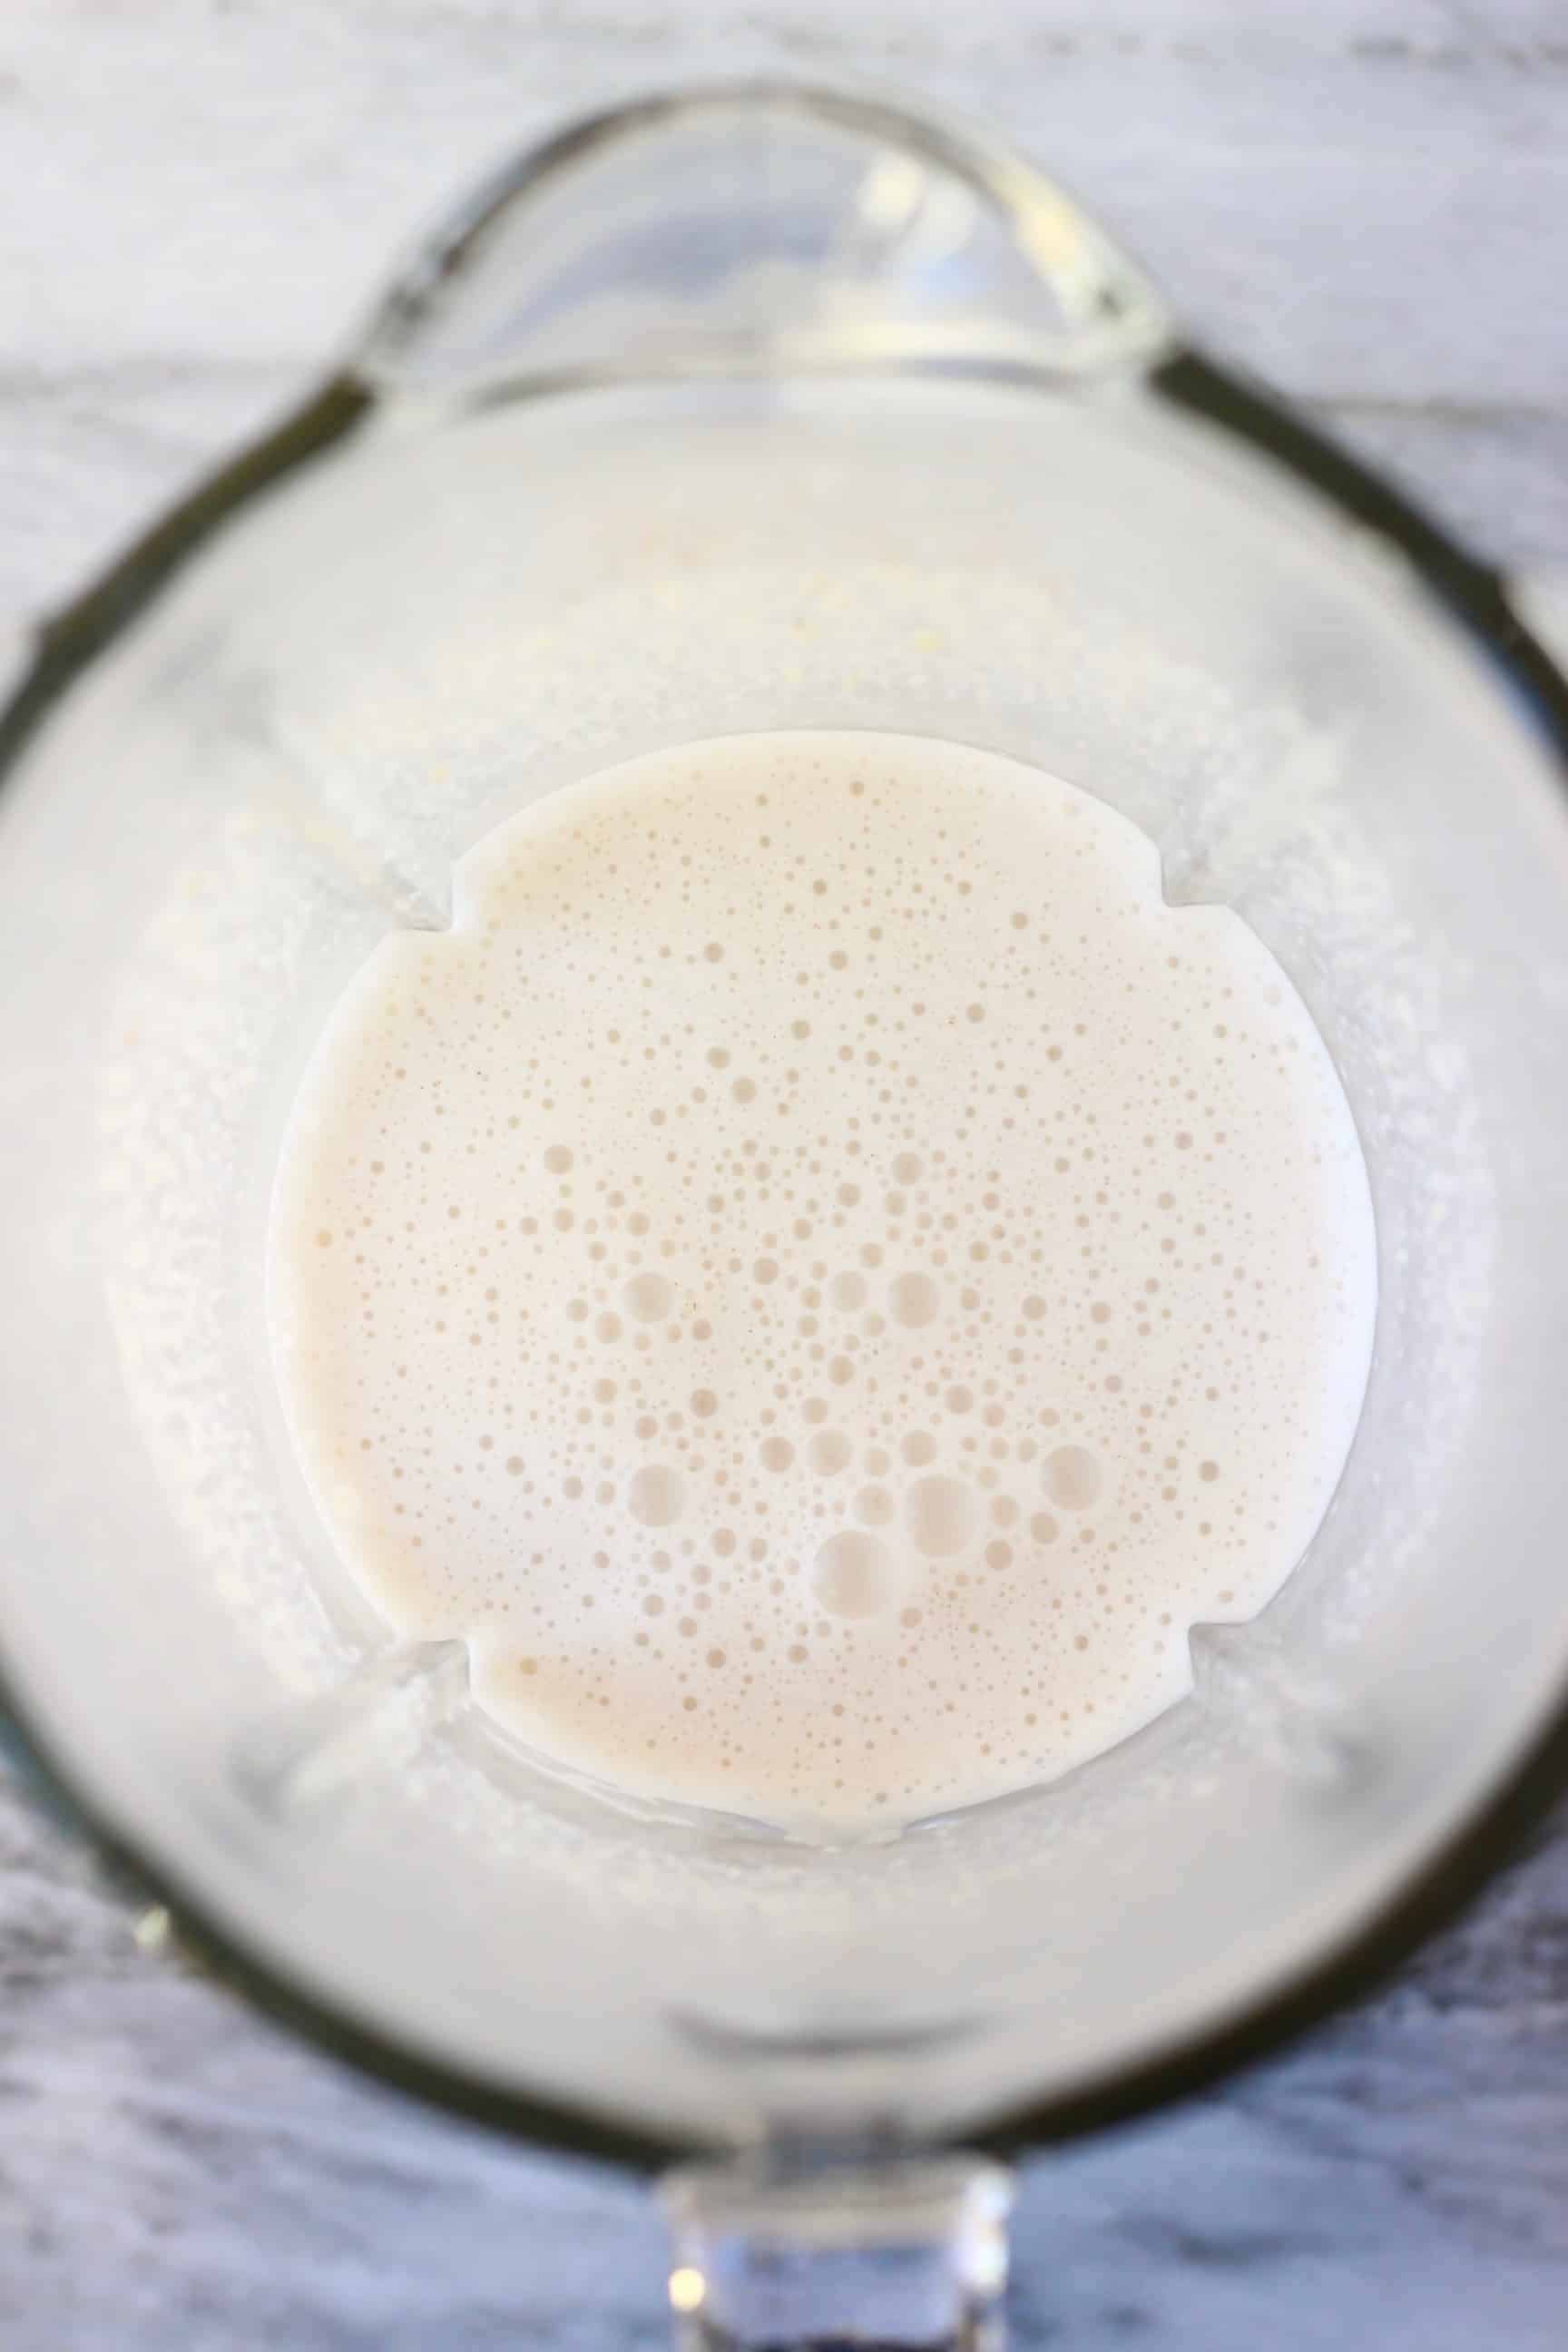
[269,733,1376,1834]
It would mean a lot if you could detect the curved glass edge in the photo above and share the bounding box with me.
[1514,573,1568,674]
[0,377,371,783]
[357,79,1175,397]
[2,328,1568,2171]
[1154,349,1568,764]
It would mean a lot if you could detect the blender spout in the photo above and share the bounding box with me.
[356,82,1173,407]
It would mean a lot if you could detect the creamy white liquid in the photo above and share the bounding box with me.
[269,732,1376,1833]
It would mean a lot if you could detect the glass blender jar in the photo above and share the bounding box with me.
[2,83,1568,2348]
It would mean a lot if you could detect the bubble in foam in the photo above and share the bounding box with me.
[623,1270,673,1323]
[901,1430,936,1467]
[892,1152,923,1184]
[627,1465,684,1526]
[812,1530,894,1620]
[1044,1446,1102,1510]
[759,1436,794,1473]
[888,1270,938,1328]
[808,1429,852,1476]
[831,1270,867,1312]
[855,1485,894,1527]
[543,1144,573,1173]
[906,1474,976,1558]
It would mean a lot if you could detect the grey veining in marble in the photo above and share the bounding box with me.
[3,3,1568,2345]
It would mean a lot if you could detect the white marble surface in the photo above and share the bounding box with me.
[3,3,1568,2345]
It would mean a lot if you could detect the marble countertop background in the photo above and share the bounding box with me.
[2,3,1567,2344]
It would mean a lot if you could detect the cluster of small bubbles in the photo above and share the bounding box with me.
[270,731,1377,1834]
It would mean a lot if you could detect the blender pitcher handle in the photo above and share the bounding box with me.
[355,83,1174,406]
[662,2152,1014,2352]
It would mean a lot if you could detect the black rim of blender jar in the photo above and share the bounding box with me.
[2,351,1568,2177]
